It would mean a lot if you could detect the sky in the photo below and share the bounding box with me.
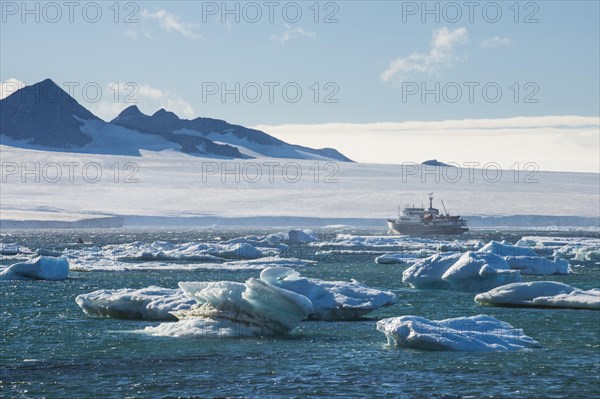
[1,1,599,171]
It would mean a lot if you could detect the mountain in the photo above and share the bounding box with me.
[0,79,99,147]
[0,79,353,161]
[111,105,353,161]
[422,159,453,167]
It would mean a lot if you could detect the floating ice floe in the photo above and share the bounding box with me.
[479,241,538,257]
[69,255,313,272]
[402,252,521,292]
[0,256,69,280]
[504,256,571,275]
[516,236,600,262]
[401,253,462,290]
[375,253,411,265]
[475,281,600,310]
[376,315,541,352]
[76,286,195,320]
[72,240,282,262]
[285,229,318,243]
[144,278,314,338]
[260,267,396,320]
[35,248,64,257]
[441,252,522,292]
[0,243,30,256]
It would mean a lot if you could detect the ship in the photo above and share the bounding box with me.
[387,193,469,235]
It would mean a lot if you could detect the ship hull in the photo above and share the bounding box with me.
[386,220,469,235]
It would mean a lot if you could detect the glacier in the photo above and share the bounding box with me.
[376,315,541,351]
[0,256,69,280]
[475,281,600,310]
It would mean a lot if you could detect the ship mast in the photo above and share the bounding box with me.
[428,192,434,210]
[441,200,449,216]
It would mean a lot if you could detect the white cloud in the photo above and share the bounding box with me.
[254,116,600,173]
[481,36,512,49]
[381,27,468,83]
[125,9,201,41]
[271,25,316,44]
[89,83,196,121]
[0,78,25,99]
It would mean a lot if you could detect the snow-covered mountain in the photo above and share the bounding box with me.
[0,79,352,161]
[0,79,99,147]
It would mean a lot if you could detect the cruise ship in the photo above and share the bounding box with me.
[387,193,469,235]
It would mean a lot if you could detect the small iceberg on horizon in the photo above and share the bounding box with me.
[0,256,69,280]
[376,315,541,352]
[475,281,600,310]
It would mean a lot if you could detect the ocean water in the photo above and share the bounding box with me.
[1,228,599,399]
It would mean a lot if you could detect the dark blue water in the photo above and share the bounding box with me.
[1,229,599,398]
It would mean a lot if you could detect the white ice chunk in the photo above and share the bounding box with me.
[35,248,64,257]
[504,256,571,275]
[402,253,462,289]
[441,252,521,292]
[376,315,541,352]
[375,253,410,265]
[166,277,314,337]
[260,267,395,320]
[0,256,69,280]
[479,241,538,257]
[475,281,600,310]
[143,318,265,338]
[75,286,195,320]
[286,229,318,243]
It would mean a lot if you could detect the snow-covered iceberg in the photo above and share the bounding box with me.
[76,286,195,320]
[0,256,69,280]
[374,253,411,265]
[402,253,462,289]
[402,252,521,292]
[145,278,314,338]
[515,236,600,264]
[260,267,396,320]
[0,243,29,256]
[286,229,318,243]
[475,281,600,310]
[479,241,537,257]
[441,252,522,292]
[376,315,541,351]
[504,256,571,275]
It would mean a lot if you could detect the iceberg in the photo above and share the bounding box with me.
[0,243,28,255]
[145,277,314,338]
[286,229,318,243]
[374,253,410,265]
[475,281,600,310]
[402,253,462,289]
[0,256,69,280]
[260,267,396,320]
[441,252,522,292]
[402,252,521,292]
[35,248,64,257]
[504,256,571,275]
[479,241,537,257]
[514,236,600,264]
[76,286,195,320]
[376,315,541,352]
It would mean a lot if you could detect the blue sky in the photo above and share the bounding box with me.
[1,1,599,170]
